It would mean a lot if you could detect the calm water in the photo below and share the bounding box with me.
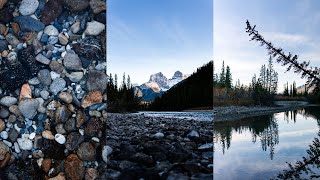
[137,111,213,121]
[214,106,320,180]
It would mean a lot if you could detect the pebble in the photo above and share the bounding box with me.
[0,96,18,107]
[37,69,52,86]
[19,0,39,16]
[85,21,105,35]
[0,131,8,139]
[59,92,73,104]
[17,137,33,150]
[187,130,200,138]
[28,77,41,85]
[0,0,7,10]
[44,25,59,36]
[6,51,17,61]
[0,108,9,118]
[29,132,36,139]
[102,145,112,163]
[50,78,66,95]
[42,130,55,140]
[18,98,39,119]
[54,134,66,144]
[63,0,89,11]
[35,53,50,65]
[66,72,83,82]
[14,16,45,32]
[64,154,85,180]
[40,90,50,100]
[19,83,32,100]
[198,143,213,151]
[5,33,20,47]
[58,33,68,45]
[89,0,106,14]
[14,142,21,153]
[40,0,63,25]
[81,91,103,108]
[48,36,59,44]
[86,70,107,92]
[63,52,83,70]
[0,39,8,52]
[152,132,164,139]
[77,142,96,161]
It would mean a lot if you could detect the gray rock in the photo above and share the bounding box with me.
[102,145,112,163]
[50,77,66,95]
[58,33,68,45]
[66,72,83,82]
[44,25,59,36]
[35,53,50,65]
[19,0,39,16]
[64,117,76,132]
[18,98,39,119]
[0,96,18,107]
[187,130,199,138]
[0,108,9,118]
[28,77,41,85]
[65,132,84,151]
[55,105,71,124]
[0,40,8,52]
[9,105,22,116]
[40,90,49,99]
[37,69,52,86]
[77,142,96,161]
[5,33,20,47]
[63,53,82,70]
[8,128,19,142]
[48,36,58,44]
[55,123,66,134]
[8,115,16,123]
[86,70,107,92]
[14,16,45,32]
[85,21,105,36]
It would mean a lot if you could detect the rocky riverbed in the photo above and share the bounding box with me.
[106,113,213,180]
[0,0,107,179]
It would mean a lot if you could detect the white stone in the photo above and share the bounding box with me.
[36,54,50,65]
[17,137,33,150]
[37,158,43,167]
[14,124,21,132]
[152,132,164,139]
[29,132,36,139]
[79,129,84,136]
[54,134,66,144]
[44,25,59,36]
[19,0,39,16]
[102,145,112,163]
[0,131,8,139]
[91,137,100,143]
[66,72,83,82]
[14,142,21,153]
[198,143,213,150]
[50,71,61,80]
[85,21,105,35]
[3,140,12,147]
[187,130,199,138]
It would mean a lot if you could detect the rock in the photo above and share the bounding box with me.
[55,124,66,134]
[71,22,80,34]
[58,33,68,45]
[0,119,4,132]
[81,91,103,108]
[102,145,112,163]
[152,132,164,139]
[84,118,103,137]
[42,130,54,140]
[36,53,50,65]
[44,25,59,36]
[48,36,58,44]
[49,60,64,73]
[76,109,86,128]
[86,70,107,92]
[72,37,102,60]
[0,152,10,168]
[0,108,9,118]
[66,72,83,82]
[18,98,39,119]
[37,69,52,86]
[42,158,51,173]
[63,0,89,11]
[85,168,98,180]
[29,132,36,139]
[40,0,63,25]
[50,77,66,95]
[0,131,8,139]
[8,128,19,142]
[14,16,45,32]
[64,154,85,180]
[59,92,73,104]
[28,77,40,85]
[17,137,33,150]
[0,8,12,24]
[5,33,20,47]
[8,114,16,123]
[89,0,106,14]
[63,52,82,70]
[77,142,96,161]
[55,105,71,124]
[0,96,18,107]
[65,132,84,151]
[54,134,65,144]
[48,172,66,180]
[0,39,8,52]
[187,130,200,138]
[64,118,76,132]
[39,90,49,100]
[18,46,41,77]
[20,83,32,100]
[85,21,105,35]
[19,0,39,16]
[0,0,7,10]
[198,143,213,151]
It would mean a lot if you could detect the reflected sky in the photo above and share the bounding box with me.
[214,108,320,180]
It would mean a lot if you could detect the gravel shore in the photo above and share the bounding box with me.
[213,101,309,122]
[106,113,213,179]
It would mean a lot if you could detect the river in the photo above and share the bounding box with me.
[136,110,214,121]
[214,106,320,179]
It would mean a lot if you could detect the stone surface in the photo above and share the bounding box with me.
[20,83,32,100]
[40,0,63,25]
[17,137,33,150]
[0,119,5,132]
[85,168,99,180]
[63,52,82,70]
[0,0,7,10]
[18,98,39,119]
[42,158,51,173]
[63,0,89,11]
[55,105,71,124]
[58,33,68,45]
[0,96,18,107]
[102,145,112,163]
[37,69,52,86]
[89,0,106,14]
[36,53,50,65]
[65,132,84,151]
[5,33,20,47]
[50,78,66,95]
[86,70,107,92]
[81,91,103,108]
[76,142,96,161]
[54,134,66,144]
[59,92,73,104]
[64,154,85,180]
[42,130,55,140]
[44,25,59,36]
[19,0,39,15]
[14,16,45,32]
[85,21,105,35]
[66,72,83,82]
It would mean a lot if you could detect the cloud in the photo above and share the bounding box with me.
[263,32,309,45]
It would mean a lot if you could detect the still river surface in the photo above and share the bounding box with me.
[214,106,320,179]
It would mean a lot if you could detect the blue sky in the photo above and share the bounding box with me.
[214,0,320,92]
[107,0,213,85]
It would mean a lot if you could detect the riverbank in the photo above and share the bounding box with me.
[106,113,213,179]
[213,101,310,122]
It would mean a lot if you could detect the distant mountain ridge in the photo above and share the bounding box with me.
[134,71,189,101]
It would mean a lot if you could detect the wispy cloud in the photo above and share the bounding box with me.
[108,15,137,41]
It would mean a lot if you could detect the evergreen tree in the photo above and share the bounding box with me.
[219,61,226,87]
[225,65,232,89]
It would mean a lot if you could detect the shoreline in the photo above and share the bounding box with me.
[213,101,312,122]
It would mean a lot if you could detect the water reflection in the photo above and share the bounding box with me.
[214,106,320,179]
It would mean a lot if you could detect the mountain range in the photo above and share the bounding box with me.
[134,71,189,101]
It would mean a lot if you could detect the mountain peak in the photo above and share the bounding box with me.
[148,72,169,89]
[173,71,183,79]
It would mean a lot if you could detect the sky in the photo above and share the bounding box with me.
[107,0,213,85]
[214,0,320,93]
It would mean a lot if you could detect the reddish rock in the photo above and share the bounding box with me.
[63,0,89,11]
[85,168,98,180]
[81,91,102,108]
[42,158,51,173]
[64,154,85,180]
[76,109,87,128]
[40,0,63,25]
[0,153,11,168]
[0,0,7,10]
[19,83,32,100]
[84,118,103,137]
